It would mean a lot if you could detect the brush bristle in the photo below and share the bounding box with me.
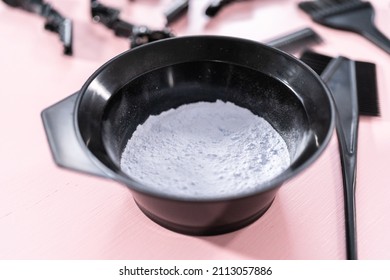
[300,51,380,117]
[300,51,333,75]
[298,0,370,19]
[355,61,380,116]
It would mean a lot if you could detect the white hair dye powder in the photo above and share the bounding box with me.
[120,100,290,199]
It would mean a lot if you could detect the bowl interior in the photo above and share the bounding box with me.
[102,60,310,174]
[76,36,333,197]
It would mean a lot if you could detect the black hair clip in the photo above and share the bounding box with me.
[164,0,189,26]
[2,0,73,55]
[91,0,174,48]
[205,0,237,17]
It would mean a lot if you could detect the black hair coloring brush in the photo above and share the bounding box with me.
[300,50,380,260]
[323,56,360,260]
[298,0,390,54]
[300,50,380,116]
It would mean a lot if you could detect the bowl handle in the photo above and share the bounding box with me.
[41,92,107,178]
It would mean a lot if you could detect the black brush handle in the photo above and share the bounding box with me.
[362,25,390,55]
[336,121,358,260]
[316,3,390,55]
[321,57,359,260]
[266,27,322,53]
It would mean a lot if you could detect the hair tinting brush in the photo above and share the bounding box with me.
[321,57,360,260]
[301,52,380,260]
[265,27,323,54]
[298,0,390,54]
[300,50,380,116]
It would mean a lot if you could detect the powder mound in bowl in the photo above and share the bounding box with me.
[120,100,291,199]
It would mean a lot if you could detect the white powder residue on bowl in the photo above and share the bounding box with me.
[120,100,291,199]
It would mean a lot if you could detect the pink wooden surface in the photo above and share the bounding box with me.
[0,0,389,260]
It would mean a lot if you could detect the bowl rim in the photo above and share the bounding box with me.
[73,35,335,202]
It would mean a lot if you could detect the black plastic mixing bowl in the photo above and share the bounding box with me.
[42,36,334,235]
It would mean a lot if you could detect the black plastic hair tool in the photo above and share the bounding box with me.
[301,50,380,116]
[298,0,390,54]
[164,0,189,26]
[301,51,380,260]
[91,0,174,48]
[265,27,323,54]
[2,0,73,55]
[322,57,360,260]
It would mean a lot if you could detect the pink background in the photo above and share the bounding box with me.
[0,0,389,259]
